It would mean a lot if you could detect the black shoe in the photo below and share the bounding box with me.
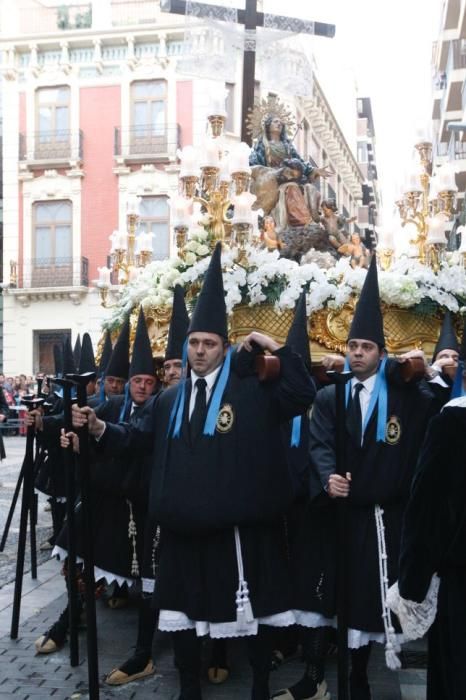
[350,677,371,700]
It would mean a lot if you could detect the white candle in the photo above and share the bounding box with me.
[97,266,111,287]
[126,195,141,215]
[229,142,251,174]
[139,231,153,253]
[219,156,231,182]
[232,191,257,224]
[180,145,199,178]
[170,196,192,227]
[437,164,457,191]
[201,138,220,168]
[109,229,119,253]
[426,215,447,245]
[209,90,227,118]
[116,230,128,251]
[405,169,421,192]
[376,226,395,249]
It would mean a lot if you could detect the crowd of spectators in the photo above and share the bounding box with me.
[0,373,37,435]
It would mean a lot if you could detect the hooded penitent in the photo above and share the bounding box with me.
[98,330,113,378]
[105,317,130,381]
[79,333,97,375]
[129,307,154,378]
[432,310,458,362]
[348,253,385,349]
[188,242,228,340]
[165,285,189,361]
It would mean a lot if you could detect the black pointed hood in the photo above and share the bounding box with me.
[105,317,130,380]
[166,285,189,361]
[63,336,76,375]
[53,344,64,378]
[98,330,113,377]
[286,291,311,370]
[73,334,81,369]
[348,254,385,348]
[188,242,228,339]
[129,307,154,377]
[433,311,459,361]
[79,333,97,374]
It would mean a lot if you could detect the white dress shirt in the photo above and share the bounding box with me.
[350,373,377,429]
[189,365,222,419]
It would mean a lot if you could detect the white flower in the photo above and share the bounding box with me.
[184,251,197,266]
[196,244,210,257]
[185,240,200,253]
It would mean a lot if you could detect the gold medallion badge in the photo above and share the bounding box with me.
[385,415,401,445]
[216,403,235,433]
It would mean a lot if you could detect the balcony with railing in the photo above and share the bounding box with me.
[18,257,89,289]
[19,130,83,169]
[114,124,181,163]
[447,129,466,161]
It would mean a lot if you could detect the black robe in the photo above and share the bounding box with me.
[398,405,466,700]
[97,346,315,622]
[0,387,9,459]
[305,361,434,633]
[56,395,152,581]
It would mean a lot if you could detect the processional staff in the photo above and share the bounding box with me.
[327,369,353,700]
[54,376,80,667]
[68,370,99,699]
[10,395,44,639]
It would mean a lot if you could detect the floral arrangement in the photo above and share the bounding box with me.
[102,232,466,331]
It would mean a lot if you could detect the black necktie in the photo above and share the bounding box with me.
[190,378,207,440]
[346,382,364,445]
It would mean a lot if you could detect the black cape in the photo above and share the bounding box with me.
[97,345,315,621]
[398,405,466,700]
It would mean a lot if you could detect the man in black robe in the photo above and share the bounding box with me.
[291,256,434,700]
[73,243,315,700]
[396,398,466,700]
[105,285,189,686]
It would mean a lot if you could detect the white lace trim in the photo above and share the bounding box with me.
[52,545,136,588]
[158,609,296,638]
[142,577,155,594]
[375,504,402,669]
[387,574,440,641]
[292,610,404,650]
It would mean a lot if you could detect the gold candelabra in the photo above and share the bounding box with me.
[396,140,457,266]
[98,198,153,307]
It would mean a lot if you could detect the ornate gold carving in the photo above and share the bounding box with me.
[101,302,445,365]
[133,303,172,358]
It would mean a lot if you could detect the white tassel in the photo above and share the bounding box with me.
[234,527,255,631]
[375,505,402,670]
[127,499,140,578]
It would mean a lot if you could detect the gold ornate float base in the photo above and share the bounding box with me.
[98,302,445,364]
[230,303,442,361]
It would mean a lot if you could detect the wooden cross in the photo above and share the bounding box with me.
[161,0,335,144]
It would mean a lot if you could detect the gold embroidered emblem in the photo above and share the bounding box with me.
[216,403,234,433]
[385,415,401,445]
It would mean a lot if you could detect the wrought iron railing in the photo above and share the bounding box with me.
[114,124,181,159]
[20,257,88,288]
[19,130,83,162]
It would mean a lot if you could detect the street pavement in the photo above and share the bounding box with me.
[0,436,427,699]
